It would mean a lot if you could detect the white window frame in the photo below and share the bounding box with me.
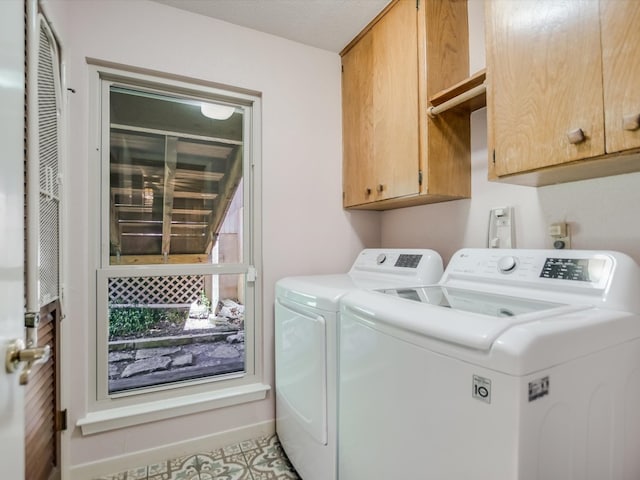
[78,62,267,435]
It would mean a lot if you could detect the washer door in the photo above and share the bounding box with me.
[275,297,328,445]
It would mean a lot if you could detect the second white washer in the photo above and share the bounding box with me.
[338,248,640,480]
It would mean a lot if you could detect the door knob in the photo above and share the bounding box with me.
[5,338,51,385]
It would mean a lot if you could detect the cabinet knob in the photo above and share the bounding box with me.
[365,188,371,196]
[623,113,640,131]
[377,184,384,193]
[566,128,586,144]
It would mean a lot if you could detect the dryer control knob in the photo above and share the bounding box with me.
[376,253,387,265]
[498,256,517,273]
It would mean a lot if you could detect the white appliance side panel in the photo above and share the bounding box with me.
[275,299,328,445]
[340,308,640,480]
[517,338,640,480]
[587,385,614,480]
[338,310,520,480]
[624,361,640,480]
[275,299,334,480]
[275,394,333,480]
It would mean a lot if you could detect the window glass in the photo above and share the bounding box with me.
[109,87,243,266]
[107,273,246,394]
[95,75,259,402]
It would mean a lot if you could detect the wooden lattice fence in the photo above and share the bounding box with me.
[108,275,205,306]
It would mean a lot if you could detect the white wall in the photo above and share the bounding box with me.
[382,0,640,265]
[42,0,379,468]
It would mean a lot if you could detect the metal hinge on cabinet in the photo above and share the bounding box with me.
[418,170,423,186]
[56,409,68,432]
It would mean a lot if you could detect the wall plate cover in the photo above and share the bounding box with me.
[488,206,515,248]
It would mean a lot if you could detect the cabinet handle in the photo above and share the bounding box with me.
[567,128,586,145]
[365,188,371,196]
[623,113,640,131]
[377,184,384,193]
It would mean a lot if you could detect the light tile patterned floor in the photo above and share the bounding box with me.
[94,434,300,480]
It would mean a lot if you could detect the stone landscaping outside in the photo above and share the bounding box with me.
[108,330,245,392]
[108,298,246,393]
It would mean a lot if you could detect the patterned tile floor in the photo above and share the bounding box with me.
[94,434,300,480]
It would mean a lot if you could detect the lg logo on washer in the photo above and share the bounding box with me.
[472,375,492,403]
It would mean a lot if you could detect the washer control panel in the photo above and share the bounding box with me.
[539,257,606,282]
[441,248,640,313]
[350,249,444,285]
[394,254,424,268]
[445,249,615,290]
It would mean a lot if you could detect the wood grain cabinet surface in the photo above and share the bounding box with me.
[341,0,472,210]
[486,0,640,186]
[601,0,640,154]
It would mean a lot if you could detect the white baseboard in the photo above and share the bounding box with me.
[67,419,275,480]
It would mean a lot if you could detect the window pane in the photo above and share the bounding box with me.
[107,273,246,394]
[109,87,244,265]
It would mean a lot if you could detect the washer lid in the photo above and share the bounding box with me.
[380,285,563,319]
[342,288,591,351]
[276,274,357,311]
[275,272,439,312]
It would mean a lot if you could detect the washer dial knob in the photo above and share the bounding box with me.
[376,253,387,265]
[498,256,517,273]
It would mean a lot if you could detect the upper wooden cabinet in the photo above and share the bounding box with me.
[341,0,473,210]
[486,0,640,186]
[342,0,419,207]
[601,0,640,154]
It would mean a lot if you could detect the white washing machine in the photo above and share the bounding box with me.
[275,249,444,480]
[339,248,640,480]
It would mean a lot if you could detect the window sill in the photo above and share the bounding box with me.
[77,382,271,435]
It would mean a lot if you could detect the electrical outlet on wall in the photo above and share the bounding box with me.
[549,222,571,249]
[488,206,515,248]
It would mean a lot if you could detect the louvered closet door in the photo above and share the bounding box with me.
[35,11,60,307]
[25,8,62,480]
[25,303,60,480]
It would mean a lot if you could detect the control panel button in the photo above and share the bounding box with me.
[376,253,387,265]
[498,256,517,273]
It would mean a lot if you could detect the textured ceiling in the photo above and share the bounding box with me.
[150,0,391,52]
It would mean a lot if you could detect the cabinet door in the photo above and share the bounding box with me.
[371,0,419,201]
[342,31,374,207]
[601,0,640,153]
[487,0,605,177]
